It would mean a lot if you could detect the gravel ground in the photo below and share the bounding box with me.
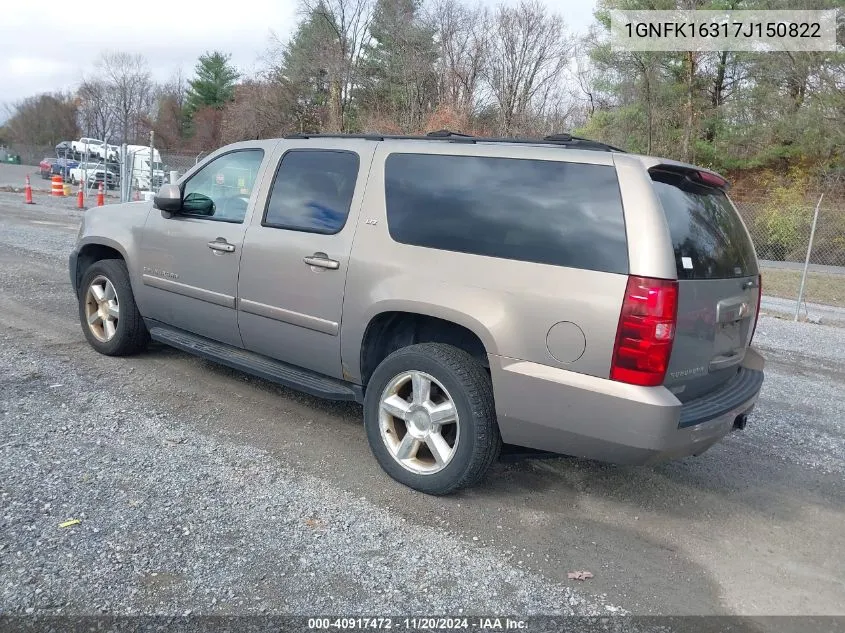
[0,347,622,616]
[737,318,845,475]
[761,295,845,326]
[0,164,41,190]
[0,198,843,619]
[0,163,122,202]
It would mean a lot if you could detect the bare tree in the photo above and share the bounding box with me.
[429,0,490,117]
[163,68,189,115]
[149,69,191,148]
[221,78,304,143]
[486,0,572,135]
[301,0,374,131]
[77,80,114,140]
[4,92,79,149]
[681,50,699,162]
[571,29,615,123]
[94,52,154,143]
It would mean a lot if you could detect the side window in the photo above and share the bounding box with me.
[263,150,359,235]
[181,149,264,223]
[384,153,629,274]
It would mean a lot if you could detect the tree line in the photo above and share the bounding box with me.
[2,0,843,180]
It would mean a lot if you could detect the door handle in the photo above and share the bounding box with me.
[709,349,746,371]
[207,239,235,253]
[303,253,340,270]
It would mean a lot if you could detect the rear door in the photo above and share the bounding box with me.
[236,141,375,380]
[650,168,760,401]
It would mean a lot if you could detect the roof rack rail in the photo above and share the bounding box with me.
[279,132,624,152]
[283,132,387,141]
[542,133,625,152]
[426,129,473,138]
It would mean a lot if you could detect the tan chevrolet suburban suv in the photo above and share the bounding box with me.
[69,131,765,495]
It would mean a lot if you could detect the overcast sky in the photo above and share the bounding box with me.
[1,0,597,116]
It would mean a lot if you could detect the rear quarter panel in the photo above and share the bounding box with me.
[341,142,630,383]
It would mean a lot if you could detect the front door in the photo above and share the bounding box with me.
[237,143,373,379]
[138,146,270,347]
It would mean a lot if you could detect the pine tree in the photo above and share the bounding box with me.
[186,51,240,114]
[362,0,438,132]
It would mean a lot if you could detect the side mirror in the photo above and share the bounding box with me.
[154,184,182,214]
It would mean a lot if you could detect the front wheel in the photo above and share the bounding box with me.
[78,259,149,356]
[363,343,501,495]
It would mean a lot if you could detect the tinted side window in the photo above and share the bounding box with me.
[384,154,628,274]
[263,150,359,235]
[181,149,265,223]
[651,170,758,280]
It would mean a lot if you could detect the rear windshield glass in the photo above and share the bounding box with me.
[385,153,628,274]
[651,170,758,280]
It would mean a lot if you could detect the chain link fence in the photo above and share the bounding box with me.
[732,185,845,319]
[161,151,208,178]
[118,148,207,202]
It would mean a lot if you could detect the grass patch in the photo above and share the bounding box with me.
[762,268,845,308]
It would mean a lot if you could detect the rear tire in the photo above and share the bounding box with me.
[363,343,501,495]
[78,259,149,356]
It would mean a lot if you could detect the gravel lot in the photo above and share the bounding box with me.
[1,194,843,620]
[0,164,41,190]
[0,163,121,203]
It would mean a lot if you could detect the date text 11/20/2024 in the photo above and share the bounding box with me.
[308,617,528,630]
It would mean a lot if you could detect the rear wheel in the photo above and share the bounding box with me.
[78,259,149,356]
[363,343,501,495]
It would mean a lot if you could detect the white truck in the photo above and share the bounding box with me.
[70,138,104,159]
[68,162,119,189]
[70,138,119,161]
[123,145,166,191]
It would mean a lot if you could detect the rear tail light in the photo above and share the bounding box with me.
[696,170,729,189]
[610,276,679,387]
[750,273,762,343]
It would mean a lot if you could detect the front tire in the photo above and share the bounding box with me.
[364,343,501,495]
[78,259,149,356]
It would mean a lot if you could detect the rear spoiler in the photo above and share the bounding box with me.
[639,158,731,191]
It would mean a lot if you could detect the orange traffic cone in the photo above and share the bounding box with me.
[24,175,35,204]
[77,181,85,209]
[97,182,105,207]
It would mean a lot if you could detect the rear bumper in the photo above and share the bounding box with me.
[489,348,765,464]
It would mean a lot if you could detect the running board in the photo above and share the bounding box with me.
[147,323,363,403]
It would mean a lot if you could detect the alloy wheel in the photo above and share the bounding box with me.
[84,275,120,342]
[378,370,460,475]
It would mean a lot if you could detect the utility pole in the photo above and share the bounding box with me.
[149,130,155,193]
